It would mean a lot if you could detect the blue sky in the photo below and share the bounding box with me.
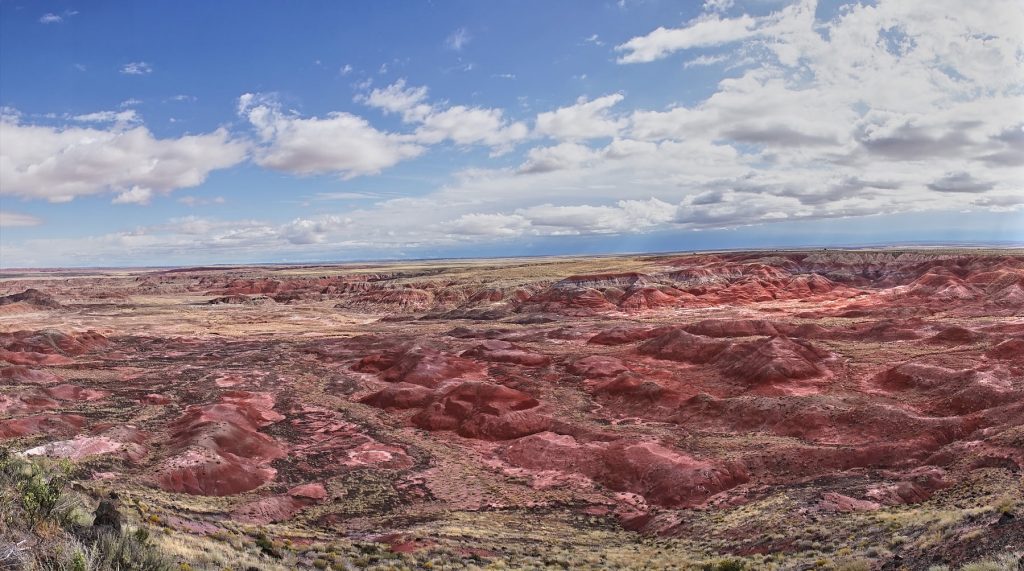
[1,0,1022,267]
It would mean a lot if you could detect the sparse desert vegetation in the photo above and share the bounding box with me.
[1,250,1022,569]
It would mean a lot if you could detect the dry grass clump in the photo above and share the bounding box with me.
[0,447,174,570]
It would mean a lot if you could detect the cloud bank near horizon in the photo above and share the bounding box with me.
[1,0,1022,267]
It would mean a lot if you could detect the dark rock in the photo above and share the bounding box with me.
[93,492,122,532]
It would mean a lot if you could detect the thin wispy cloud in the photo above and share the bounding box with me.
[313,192,389,201]
[0,211,42,227]
[683,53,728,68]
[121,61,153,75]
[178,195,226,206]
[39,10,76,24]
[72,109,140,125]
[703,0,734,13]
[446,27,471,51]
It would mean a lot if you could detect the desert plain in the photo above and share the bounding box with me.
[1,249,1022,570]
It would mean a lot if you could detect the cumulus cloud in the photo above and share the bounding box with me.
[443,213,530,237]
[358,80,528,152]
[282,215,347,244]
[239,93,424,178]
[517,143,597,174]
[516,198,676,234]
[535,94,627,141]
[0,112,248,203]
[615,14,757,63]
[6,0,1023,266]
[111,186,154,205]
[360,79,430,120]
[418,106,528,150]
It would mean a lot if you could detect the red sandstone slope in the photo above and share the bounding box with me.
[0,251,1021,568]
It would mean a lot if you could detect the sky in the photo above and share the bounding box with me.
[0,0,1022,268]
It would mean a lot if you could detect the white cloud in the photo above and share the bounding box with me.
[443,213,530,237]
[360,79,431,121]
[416,106,528,151]
[72,109,140,126]
[359,80,528,151]
[703,0,734,14]
[446,27,471,51]
[6,0,1023,267]
[0,211,42,227]
[0,112,247,203]
[112,186,154,205]
[535,94,626,140]
[38,11,74,24]
[517,142,598,174]
[178,195,225,206]
[616,14,757,63]
[282,215,346,244]
[340,64,353,76]
[516,198,676,234]
[120,62,153,75]
[683,53,729,68]
[239,93,424,178]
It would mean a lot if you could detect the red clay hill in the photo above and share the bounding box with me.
[1,249,1022,569]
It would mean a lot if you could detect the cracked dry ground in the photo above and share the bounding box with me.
[1,249,1022,570]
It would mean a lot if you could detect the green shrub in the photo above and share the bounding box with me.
[0,448,176,571]
[18,465,67,525]
[255,532,282,559]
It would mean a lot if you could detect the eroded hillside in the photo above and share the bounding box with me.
[1,250,1022,570]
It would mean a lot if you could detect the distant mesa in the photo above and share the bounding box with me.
[206,294,275,305]
[0,288,62,309]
